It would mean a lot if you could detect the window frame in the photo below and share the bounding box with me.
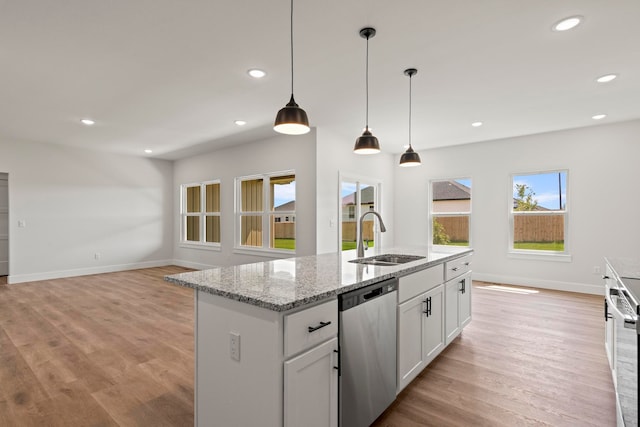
[508,170,571,262]
[428,177,473,249]
[338,173,383,252]
[234,170,296,256]
[179,180,221,251]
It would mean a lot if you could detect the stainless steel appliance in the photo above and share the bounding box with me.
[605,270,639,427]
[339,278,397,427]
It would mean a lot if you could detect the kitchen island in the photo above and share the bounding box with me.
[166,246,473,427]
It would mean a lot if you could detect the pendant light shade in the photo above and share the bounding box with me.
[399,68,422,167]
[274,0,310,135]
[354,27,380,154]
[274,95,309,135]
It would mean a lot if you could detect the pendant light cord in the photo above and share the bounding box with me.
[408,73,412,148]
[365,35,369,129]
[290,0,294,96]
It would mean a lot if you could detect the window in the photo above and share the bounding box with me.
[430,178,472,247]
[236,172,296,252]
[339,175,381,251]
[181,181,220,247]
[510,171,568,255]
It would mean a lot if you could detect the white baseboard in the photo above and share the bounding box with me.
[7,259,174,284]
[472,272,604,295]
[172,259,218,271]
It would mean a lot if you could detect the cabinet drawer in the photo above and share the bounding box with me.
[445,254,472,281]
[398,264,444,303]
[284,299,338,358]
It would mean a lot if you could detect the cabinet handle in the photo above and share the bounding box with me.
[308,321,332,333]
[459,280,465,294]
[333,349,340,374]
[451,267,459,271]
[464,262,471,266]
[423,297,432,317]
[602,275,610,280]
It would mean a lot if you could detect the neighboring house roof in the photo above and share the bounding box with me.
[342,186,375,205]
[274,200,295,211]
[433,180,470,201]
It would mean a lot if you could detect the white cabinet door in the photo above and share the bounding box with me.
[0,176,7,276]
[445,279,460,345]
[445,272,472,344]
[284,337,338,427]
[458,272,472,329]
[423,284,445,366]
[397,292,427,392]
[397,284,445,392]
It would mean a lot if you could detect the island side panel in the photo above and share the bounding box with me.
[196,290,283,427]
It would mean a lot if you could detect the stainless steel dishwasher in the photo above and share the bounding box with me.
[339,277,397,427]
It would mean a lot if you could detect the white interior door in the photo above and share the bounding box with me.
[0,173,8,276]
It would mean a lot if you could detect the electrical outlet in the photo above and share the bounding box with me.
[18,220,26,228]
[230,332,240,361]
[593,266,601,274]
[94,253,101,260]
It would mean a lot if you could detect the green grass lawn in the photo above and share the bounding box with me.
[514,241,564,251]
[273,238,296,250]
[441,241,469,247]
[341,241,374,251]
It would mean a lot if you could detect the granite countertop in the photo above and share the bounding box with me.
[165,246,473,312]
[605,257,640,280]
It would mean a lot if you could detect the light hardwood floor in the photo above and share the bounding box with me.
[0,268,615,426]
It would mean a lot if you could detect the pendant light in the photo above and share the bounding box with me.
[274,0,310,135]
[399,68,422,167]
[354,27,380,154]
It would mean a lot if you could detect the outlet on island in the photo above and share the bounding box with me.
[230,332,240,361]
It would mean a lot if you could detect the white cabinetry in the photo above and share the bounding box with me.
[284,300,338,427]
[445,270,472,345]
[284,337,338,427]
[444,253,472,344]
[397,284,444,392]
[397,265,445,393]
[604,264,616,373]
[195,293,337,427]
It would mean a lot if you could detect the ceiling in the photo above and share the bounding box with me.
[1,0,639,160]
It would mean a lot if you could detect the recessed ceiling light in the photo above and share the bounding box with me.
[596,74,618,83]
[234,120,247,126]
[552,16,583,32]
[471,121,483,127]
[144,149,153,154]
[247,69,266,79]
[80,118,95,126]
[592,114,607,120]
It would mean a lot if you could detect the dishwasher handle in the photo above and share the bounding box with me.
[363,288,383,300]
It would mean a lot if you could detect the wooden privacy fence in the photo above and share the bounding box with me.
[435,215,564,243]
[273,223,295,239]
[513,214,564,242]
[435,217,469,242]
[341,220,374,242]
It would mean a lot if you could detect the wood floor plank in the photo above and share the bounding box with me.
[0,269,616,426]
[374,282,616,427]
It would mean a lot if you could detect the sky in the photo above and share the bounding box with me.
[273,181,296,207]
[340,182,373,198]
[513,172,567,210]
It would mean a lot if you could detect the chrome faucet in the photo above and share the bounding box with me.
[357,210,387,258]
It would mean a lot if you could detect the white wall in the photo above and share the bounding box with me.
[0,139,174,283]
[172,131,317,269]
[315,127,396,254]
[394,119,640,294]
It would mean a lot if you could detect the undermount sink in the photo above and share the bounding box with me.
[349,254,426,266]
